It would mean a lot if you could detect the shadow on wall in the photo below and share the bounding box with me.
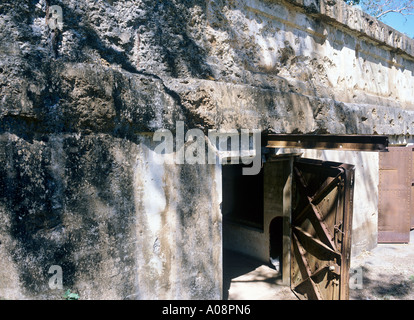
[269,216,283,274]
[0,0,221,139]
[0,131,222,299]
[0,134,139,298]
[52,0,214,78]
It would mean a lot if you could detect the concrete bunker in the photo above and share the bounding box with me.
[0,0,413,300]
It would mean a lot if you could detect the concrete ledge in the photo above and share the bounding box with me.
[282,0,414,60]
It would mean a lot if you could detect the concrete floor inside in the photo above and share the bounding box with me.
[223,249,297,300]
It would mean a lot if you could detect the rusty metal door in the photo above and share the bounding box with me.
[291,158,355,300]
[411,148,414,230]
[378,147,413,243]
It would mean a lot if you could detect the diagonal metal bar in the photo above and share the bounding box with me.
[291,158,355,300]
[292,233,323,300]
[293,226,341,261]
[293,267,327,294]
[311,172,343,205]
[293,166,338,251]
[292,166,312,224]
[308,202,337,251]
[293,167,340,223]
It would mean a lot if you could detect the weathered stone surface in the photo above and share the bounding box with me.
[166,78,414,135]
[0,133,222,299]
[1,0,414,135]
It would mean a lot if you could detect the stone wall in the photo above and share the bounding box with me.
[1,0,414,299]
[2,0,413,136]
[0,133,222,299]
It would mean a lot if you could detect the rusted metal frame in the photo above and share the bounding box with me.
[332,167,346,246]
[293,166,309,192]
[294,202,311,227]
[308,203,338,251]
[295,159,343,178]
[294,263,338,289]
[291,158,355,300]
[311,174,342,205]
[292,166,314,224]
[266,134,388,152]
[293,166,338,251]
[333,170,346,298]
[311,265,330,278]
[293,226,341,261]
[292,233,312,280]
[292,166,312,224]
[293,165,342,224]
[338,165,355,300]
[292,233,323,300]
[292,277,324,300]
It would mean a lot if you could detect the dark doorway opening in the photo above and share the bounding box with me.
[222,163,265,299]
[222,163,264,230]
[269,217,283,275]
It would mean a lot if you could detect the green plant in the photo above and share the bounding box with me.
[63,289,79,300]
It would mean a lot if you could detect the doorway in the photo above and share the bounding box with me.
[221,154,356,300]
[222,158,292,299]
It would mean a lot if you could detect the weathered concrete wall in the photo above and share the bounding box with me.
[164,0,414,136]
[2,0,414,135]
[1,0,414,299]
[0,133,222,299]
